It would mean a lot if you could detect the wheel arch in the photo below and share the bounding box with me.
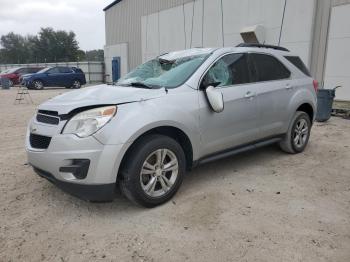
[296,103,314,122]
[118,126,194,181]
[32,78,45,85]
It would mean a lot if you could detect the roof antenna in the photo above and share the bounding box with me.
[278,0,287,46]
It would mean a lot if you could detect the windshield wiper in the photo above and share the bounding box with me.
[122,82,154,89]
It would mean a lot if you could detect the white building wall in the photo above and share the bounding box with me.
[104,43,128,83]
[279,0,316,65]
[324,3,350,101]
[141,0,315,65]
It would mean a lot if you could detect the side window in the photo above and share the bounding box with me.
[16,68,26,74]
[59,67,73,73]
[284,56,311,76]
[250,53,291,82]
[47,67,60,74]
[29,68,39,73]
[202,53,251,88]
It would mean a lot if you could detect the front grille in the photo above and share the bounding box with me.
[30,134,52,149]
[38,110,59,116]
[36,110,60,125]
[36,114,60,125]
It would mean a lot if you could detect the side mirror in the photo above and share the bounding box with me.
[205,86,224,113]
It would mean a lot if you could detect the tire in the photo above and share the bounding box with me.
[8,80,13,87]
[119,134,186,208]
[33,80,44,90]
[279,111,311,154]
[71,80,81,89]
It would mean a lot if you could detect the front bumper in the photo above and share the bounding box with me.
[32,166,115,201]
[26,118,129,201]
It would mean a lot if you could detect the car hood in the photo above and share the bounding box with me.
[38,84,166,114]
[0,73,14,78]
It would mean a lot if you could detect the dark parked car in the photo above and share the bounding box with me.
[0,67,44,86]
[22,66,86,90]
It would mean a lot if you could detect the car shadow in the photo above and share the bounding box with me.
[40,144,287,216]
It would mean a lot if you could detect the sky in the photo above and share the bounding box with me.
[0,0,111,51]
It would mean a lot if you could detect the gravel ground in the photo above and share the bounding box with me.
[0,88,349,262]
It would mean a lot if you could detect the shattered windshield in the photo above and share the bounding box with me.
[117,50,212,89]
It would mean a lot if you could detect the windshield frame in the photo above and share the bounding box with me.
[117,51,213,89]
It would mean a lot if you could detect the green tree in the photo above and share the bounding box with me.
[33,27,80,62]
[0,32,29,63]
[85,49,104,61]
[0,27,81,63]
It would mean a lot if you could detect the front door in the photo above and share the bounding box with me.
[198,53,259,157]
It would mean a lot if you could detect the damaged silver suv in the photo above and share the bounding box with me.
[26,44,317,207]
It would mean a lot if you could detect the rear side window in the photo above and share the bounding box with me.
[59,67,73,73]
[73,68,84,74]
[284,56,311,76]
[249,53,291,82]
[16,68,27,74]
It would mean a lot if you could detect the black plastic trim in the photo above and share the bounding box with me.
[236,43,290,52]
[59,159,90,180]
[195,135,284,166]
[32,166,115,202]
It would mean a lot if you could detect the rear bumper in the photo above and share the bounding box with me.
[32,166,115,202]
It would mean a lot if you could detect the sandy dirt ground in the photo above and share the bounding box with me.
[0,88,349,262]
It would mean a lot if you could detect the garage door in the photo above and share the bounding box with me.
[324,4,350,101]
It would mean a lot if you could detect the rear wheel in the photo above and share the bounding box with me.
[119,135,186,207]
[8,80,14,87]
[279,111,311,154]
[71,80,81,89]
[33,80,44,90]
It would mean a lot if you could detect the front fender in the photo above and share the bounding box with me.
[93,88,201,160]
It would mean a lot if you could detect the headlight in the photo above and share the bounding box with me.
[62,106,117,138]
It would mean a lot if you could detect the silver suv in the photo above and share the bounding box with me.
[26,44,317,207]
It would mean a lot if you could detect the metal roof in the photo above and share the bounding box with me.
[103,0,123,11]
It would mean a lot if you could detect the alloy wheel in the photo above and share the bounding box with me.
[140,149,179,198]
[34,81,43,89]
[293,118,309,148]
[72,80,81,88]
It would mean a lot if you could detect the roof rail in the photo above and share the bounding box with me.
[236,43,290,52]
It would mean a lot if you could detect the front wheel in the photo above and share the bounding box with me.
[279,111,311,154]
[33,80,44,90]
[119,135,186,207]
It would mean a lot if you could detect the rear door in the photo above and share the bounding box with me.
[198,53,260,156]
[248,53,292,139]
[59,67,74,86]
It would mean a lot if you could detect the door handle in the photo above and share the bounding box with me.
[244,91,255,99]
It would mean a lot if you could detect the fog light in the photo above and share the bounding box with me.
[59,159,90,179]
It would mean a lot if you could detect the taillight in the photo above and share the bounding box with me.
[313,80,319,92]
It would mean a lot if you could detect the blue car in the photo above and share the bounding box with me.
[23,66,86,90]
